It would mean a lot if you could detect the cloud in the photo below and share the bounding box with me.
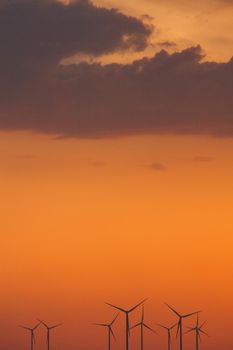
[148,162,168,171]
[0,0,151,93]
[1,0,151,58]
[157,41,176,48]
[0,1,233,139]
[192,156,215,162]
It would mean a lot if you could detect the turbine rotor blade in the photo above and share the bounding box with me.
[93,323,108,327]
[164,303,181,317]
[105,303,126,313]
[143,323,157,334]
[129,299,147,313]
[170,323,177,330]
[183,311,202,318]
[19,326,31,331]
[33,323,41,330]
[130,323,141,330]
[200,321,207,329]
[157,324,168,330]
[49,323,63,329]
[199,329,209,337]
[110,314,119,326]
[110,327,117,341]
[37,320,48,329]
[198,332,202,342]
[185,329,194,334]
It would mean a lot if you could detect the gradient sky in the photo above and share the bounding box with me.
[1,1,233,350]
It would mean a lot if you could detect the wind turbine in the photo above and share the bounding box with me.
[93,314,118,350]
[157,323,176,350]
[165,303,201,350]
[185,314,208,350]
[106,299,147,350]
[130,306,157,350]
[39,320,62,350]
[19,322,41,350]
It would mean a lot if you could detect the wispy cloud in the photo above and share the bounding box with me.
[148,162,168,171]
[157,41,176,48]
[192,156,215,163]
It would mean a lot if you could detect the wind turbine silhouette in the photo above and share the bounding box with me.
[165,303,201,350]
[157,323,176,350]
[93,314,118,350]
[185,314,208,350]
[19,322,41,350]
[106,299,147,350]
[39,320,62,350]
[130,306,157,350]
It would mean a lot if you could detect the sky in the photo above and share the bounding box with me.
[0,1,233,350]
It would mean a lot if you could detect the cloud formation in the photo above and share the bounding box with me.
[0,0,151,95]
[0,0,233,139]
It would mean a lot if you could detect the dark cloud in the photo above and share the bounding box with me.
[192,156,215,162]
[0,1,233,139]
[148,162,168,171]
[0,0,151,98]
[1,0,151,59]
[157,41,176,48]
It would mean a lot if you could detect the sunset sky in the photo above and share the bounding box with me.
[0,1,233,350]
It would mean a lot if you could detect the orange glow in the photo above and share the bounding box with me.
[1,131,233,350]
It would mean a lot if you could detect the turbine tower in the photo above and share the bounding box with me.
[186,314,208,350]
[165,303,201,350]
[106,299,147,350]
[130,306,157,350]
[157,323,176,350]
[39,320,62,350]
[19,322,40,350]
[93,314,118,350]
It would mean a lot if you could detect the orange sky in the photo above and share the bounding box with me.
[1,131,233,350]
[1,0,233,349]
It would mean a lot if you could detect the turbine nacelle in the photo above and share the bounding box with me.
[130,306,157,335]
[105,299,147,314]
[186,315,208,339]
[158,323,177,332]
[93,314,118,342]
[38,320,63,330]
[19,323,41,349]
